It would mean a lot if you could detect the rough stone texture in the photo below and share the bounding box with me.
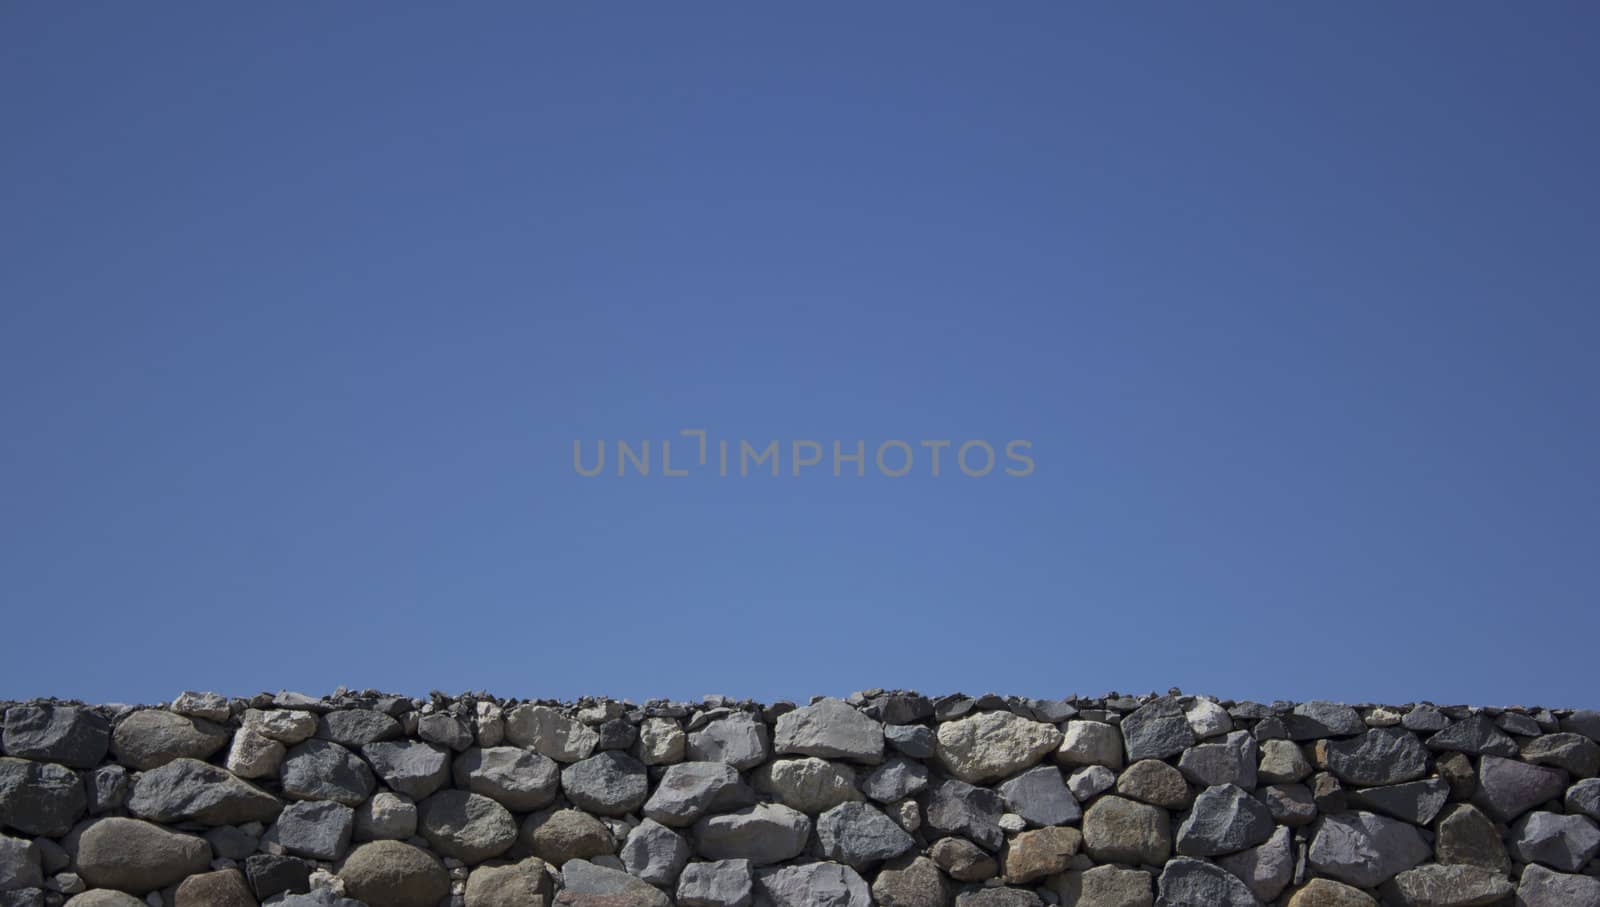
[997,764,1080,826]
[935,711,1061,784]
[173,868,256,907]
[361,740,451,800]
[922,778,1006,852]
[337,840,450,907]
[465,857,553,907]
[1517,863,1600,907]
[754,862,871,907]
[561,751,649,816]
[871,855,952,907]
[75,817,211,894]
[1155,857,1260,907]
[1381,863,1513,906]
[273,799,354,860]
[1121,698,1196,762]
[1308,811,1431,889]
[1051,864,1153,907]
[453,746,560,811]
[7,690,1600,907]
[126,757,282,825]
[693,803,810,865]
[620,819,691,886]
[561,859,672,907]
[521,807,615,865]
[817,802,916,868]
[110,710,230,770]
[676,858,753,907]
[0,757,86,836]
[1082,796,1171,865]
[645,761,752,827]
[773,698,884,764]
[2,706,109,769]
[416,790,516,863]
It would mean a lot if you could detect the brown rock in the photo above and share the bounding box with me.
[175,868,257,907]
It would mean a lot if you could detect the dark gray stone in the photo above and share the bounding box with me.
[127,757,282,825]
[361,740,451,800]
[280,740,375,806]
[1156,856,1262,907]
[562,751,650,816]
[1323,728,1428,786]
[1307,811,1431,888]
[1510,810,1600,872]
[315,710,401,748]
[884,725,934,759]
[0,757,84,836]
[1175,784,1275,857]
[1,706,109,768]
[816,802,915,869]
[1285,701,1364,740]
[1426,715,1520,757]
[1122,698,1196,761]
[272,799,354,861]
[921,779,1005,852]
[997,764,1080,827]
[1474,755,1567,821]
[1345,778,1450,825]
[861,756,929,804]
[644,761,752,827]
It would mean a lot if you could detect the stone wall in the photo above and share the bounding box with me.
[2,690,1598,907]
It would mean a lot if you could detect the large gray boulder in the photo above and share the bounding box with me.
[560,859,672,907]
[817,802,916,868]
[996,764,1080,827]
[754,758,863,813]
[453,746,560,812]
[1510,811,1600,872]
[273,799,354,861]
[773,699,883,764]
[870,854,953,907]
[1474,755,1567,821]
[1123,698,1197,762]
[620,819,691,887]
[693,804,810,865]
[1175,784,1275,857]
[561,751,649,816]
[1435,803,1510,874]
[1285,702,1365,740]
[1346,778,1450,825]
[504,705,598,763]
[2,706,109,768]
[0,833,41,891]
[281,740,376,806]
[361,740,451,800]
[1322,729,1429,786]
[1381,864,1513,907]
[0,756,85,836]
[109,710,229,770]
[1517,863,1600,907]
[1177,731,1257,790]
[316,710,402,748]
[677,859,754,907]
[1307,811,1430,889]
[127,757,282,825]
[1216,825,1292,903]
[754,862,871,907]
[75,817,212,894]
[644,761,752,827]
[1156,857,1262,907]
[417,790,516,863]
[921,779,1006,852]
[1426,715,1519,757]
[685,713,770,770]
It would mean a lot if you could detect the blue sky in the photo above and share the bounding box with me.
[3,4,1596,708]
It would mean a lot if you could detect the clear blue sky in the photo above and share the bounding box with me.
[3,4,1596,708]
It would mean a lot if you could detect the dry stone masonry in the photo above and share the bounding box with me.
[2,690,1599,907]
